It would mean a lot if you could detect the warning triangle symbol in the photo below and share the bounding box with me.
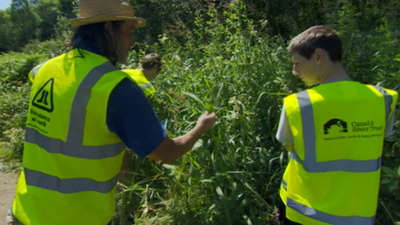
[32,78,54,112]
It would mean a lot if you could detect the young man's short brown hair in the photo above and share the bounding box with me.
[140,53,163,70]
[288,25,342,62]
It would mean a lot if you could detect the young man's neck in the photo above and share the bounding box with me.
[320,63,351,84]
[139,67,150,80]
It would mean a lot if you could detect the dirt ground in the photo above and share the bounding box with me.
[0,172,18,225]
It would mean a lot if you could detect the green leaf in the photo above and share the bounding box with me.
[204,102,215,112]
[244,182,272,209]
[267,92,289,96]
[381,178,390,184]
[193,139,203,150]
[182,91,216,112]
[381,166,393,175]
[163,164,177,177]
[212,83,224,107]
[182,91,206,108]
[389,182,398,192]
[201,179,213,183]
[216,186,225,200]
[208,203,216,212]
[189,162,201,181]
[191,108,198,115]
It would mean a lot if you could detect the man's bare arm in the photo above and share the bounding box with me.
[149,112,217,163]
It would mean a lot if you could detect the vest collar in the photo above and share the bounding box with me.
[73,37,103,56]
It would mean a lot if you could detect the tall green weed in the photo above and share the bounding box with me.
[117,2,400,225]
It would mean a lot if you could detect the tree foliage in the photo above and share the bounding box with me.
[0,0,399,52]
[11,0,40,48]
[34,0,60,41]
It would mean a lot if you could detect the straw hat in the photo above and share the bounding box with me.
[70,0,146,28]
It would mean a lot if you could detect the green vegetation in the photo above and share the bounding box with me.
[1,0,399,224]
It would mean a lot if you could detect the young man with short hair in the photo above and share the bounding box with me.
[123,53,163,98]
[276,25,398,225]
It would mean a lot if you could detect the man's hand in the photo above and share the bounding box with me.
[196,111,217,134]
[150,111,217,164]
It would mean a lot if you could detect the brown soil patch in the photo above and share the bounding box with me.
[0,172,18,225]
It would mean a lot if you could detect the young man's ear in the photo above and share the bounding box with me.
[314,48,325,64]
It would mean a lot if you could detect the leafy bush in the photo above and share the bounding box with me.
[23,38,66,58]
[0,52,46,83]
[0,82,30,163]
[0,52,44,163]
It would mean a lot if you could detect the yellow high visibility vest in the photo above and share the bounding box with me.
[280,81,397,225]
[123,69,156,97]
[13,49,135,225]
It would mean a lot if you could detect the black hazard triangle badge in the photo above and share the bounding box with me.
[32,78,54,112]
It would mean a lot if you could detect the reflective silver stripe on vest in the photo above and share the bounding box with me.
[372,85,393,121]
[140,82,153,91]
[31,60,49,80]
[24,167,119,194]
[67,62,118,146]
[25,128,123,159]
[282,179,287,191]
[290,91,381,173]
[287,198,375,225]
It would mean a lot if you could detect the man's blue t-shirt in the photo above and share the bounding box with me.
[107,78,167,157]
[74,38,167,158]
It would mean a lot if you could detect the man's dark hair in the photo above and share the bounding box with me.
[69,21,124,65]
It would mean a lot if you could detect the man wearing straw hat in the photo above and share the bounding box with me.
[7,0,217,224]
